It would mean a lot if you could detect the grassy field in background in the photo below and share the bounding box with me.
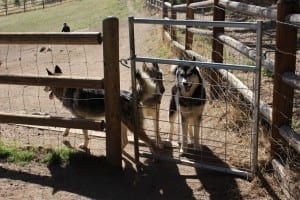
[0,0,128,32]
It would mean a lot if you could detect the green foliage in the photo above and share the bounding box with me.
[0,0,128,32]
[42,147,75,166]
[262,68,273,78]
[7,149,34,163]
[132,0,144,11]
[0,141,78,167]
[0,141,34,164]
[156,43,173,58]
[0,144,10,159]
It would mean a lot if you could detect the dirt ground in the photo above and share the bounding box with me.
[0,2,288,200]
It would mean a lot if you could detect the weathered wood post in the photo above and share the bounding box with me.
[185,0,194,50]
[103,17,122,169]
[170,0,177,41]
[162,0,168,18]
[5,1,8,16]
[210,0,225,99]
[162,0,169,41]
[272,0,298,159]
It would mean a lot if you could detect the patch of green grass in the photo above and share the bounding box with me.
[0,141,34,165]
[132,0,144,12]
[156,43,173,58]
[262,68,273,78]
[0,141,77,166]
[42,147,75,166]
[0,0,128,32]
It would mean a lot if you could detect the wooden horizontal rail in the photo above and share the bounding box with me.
[217,33,275,72]
[0,74,104,89]
[188,27,212,36]
[218,0,277,19]
[272,158,298,199]
[173,0,214,11]
[190,0,214,9]
[279,125,300,154]
[282,72,300,90]
[0,32,102,45]
[172,24,213,36]
[286,14,300,25]
[164,1,171,8]
[0,112,104,131]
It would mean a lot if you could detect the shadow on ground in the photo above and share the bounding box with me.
[0,145,251,199]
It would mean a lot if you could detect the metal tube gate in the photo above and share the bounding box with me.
[128,17,262,179]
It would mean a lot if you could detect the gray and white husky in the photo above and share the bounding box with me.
[169,58,206,155]
[45,65,159,155]
[139,62,165,148]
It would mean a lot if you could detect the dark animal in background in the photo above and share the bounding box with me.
[61,22,71,32]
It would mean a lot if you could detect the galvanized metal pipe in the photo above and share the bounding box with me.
[133,17,258,29]
[135,56,257,72]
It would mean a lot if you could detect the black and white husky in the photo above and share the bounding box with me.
[45,65,159,155]
[169,58,206,155]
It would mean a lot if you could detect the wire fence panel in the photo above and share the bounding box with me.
[128,17,262,179]
[0,43,107,155]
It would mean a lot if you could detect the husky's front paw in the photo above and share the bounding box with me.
[79,143,88,150]
[63,128,70,137]
[179,146,187,156]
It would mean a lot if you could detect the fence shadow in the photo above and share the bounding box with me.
[193,145,243,200]
[0,150,195,199]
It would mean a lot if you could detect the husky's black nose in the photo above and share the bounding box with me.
[161,87,165,94]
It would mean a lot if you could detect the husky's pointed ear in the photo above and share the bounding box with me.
[135,69,142,80]
[142,62,147,71]
[170,64,178,76]
[54,65,62,74]
[152,63,159,70]
[46,68,52,75]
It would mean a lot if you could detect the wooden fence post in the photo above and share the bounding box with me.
[162,0,168,41]
[5,1,8,15]
[170,0,177,41]
[185,0,194,50]
[272,0,298,159]
[210,0,225,99]
[103,17,122,170]
[162,0,168,18]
